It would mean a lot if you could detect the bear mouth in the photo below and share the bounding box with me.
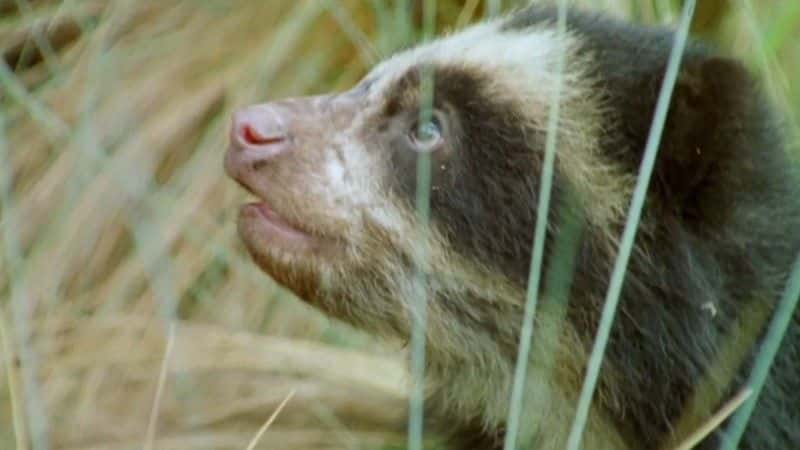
[228,169,322,254]
[238,201,317,253]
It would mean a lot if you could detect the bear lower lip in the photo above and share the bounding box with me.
[240,201,315,250]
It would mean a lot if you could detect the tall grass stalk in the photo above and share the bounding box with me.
[0,60,68,139]
[565,1,697,449]
[501,1,568,449]
[736,0,799,140]
[672,388,752,450]
[488,0,502,17]
[142,322,176,450]
[0,100,50,450]
[0,113,30,450]
[0,307,28,450]
[408,2,437,449]
[394,0,414,48]
[720,252,800,449]
[245,389,297,450]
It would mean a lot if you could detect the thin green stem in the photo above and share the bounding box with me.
[408,3,437,450]
[720,252,800,449]
[0,97,50,450]
[488,0,503,17]
[501,1,568,449]
[565,2,696,449]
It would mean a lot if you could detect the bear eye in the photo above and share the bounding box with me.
[409,115,444,152]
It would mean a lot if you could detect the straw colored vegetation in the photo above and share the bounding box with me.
[0,1,797,449]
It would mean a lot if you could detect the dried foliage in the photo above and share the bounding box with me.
[1,1,413,448]
[25,316,408,450]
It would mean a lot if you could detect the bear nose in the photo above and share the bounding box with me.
[230,106,291,158]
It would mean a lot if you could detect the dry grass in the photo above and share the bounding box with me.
[2,1,414,448]
[21,315,408,449]
[0,1,798,449]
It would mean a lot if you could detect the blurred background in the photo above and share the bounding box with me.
[1,1,798,449]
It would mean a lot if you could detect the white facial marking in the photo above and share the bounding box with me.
[369,21,581,112]
[324,154,345,186]
[366,18,630,229]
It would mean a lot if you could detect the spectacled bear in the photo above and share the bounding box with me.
[225,5,800,449]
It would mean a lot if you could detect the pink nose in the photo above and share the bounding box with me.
[230,106,291,158]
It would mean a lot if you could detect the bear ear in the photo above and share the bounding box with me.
[650,55,761,219]
[670,56,755,124]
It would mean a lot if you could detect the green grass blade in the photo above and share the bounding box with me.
[394,0,414,48]
[501,2,568,450]
[0,105,50,450]
[408,3,437,450]
[488,0,503,17]
[565,2,696,449]
[736,0,799,141]
[720,252,800,449]
[764,2,800,52]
